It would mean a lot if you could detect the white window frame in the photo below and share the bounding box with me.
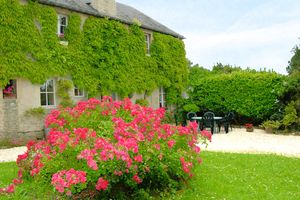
[40,79,56,107]
[74,86,84,97]
[159,87,166,108]
[145,33,151,55]
[57,14,68,37]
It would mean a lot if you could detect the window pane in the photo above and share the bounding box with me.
[47,80,54,92]
[60,26,65,34]
[41,93,46,106]
[47,93,54,105]
[61,17,66,25]
[40,83,46,92]
[78,88,83,96]
[74,88,78,96]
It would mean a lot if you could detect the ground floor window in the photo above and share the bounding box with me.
[40,79,55,106]
[159,87,166,108]
[3,79,17,99]
[74,86,84,97]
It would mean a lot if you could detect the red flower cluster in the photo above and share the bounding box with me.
[95,177,109,191]
[244,123,253,129]
[2,97,210,196]
[51,169,87,194]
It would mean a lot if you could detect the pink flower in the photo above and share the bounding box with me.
[6,184,15,193]
[132,174,142,184]
[95,177,109,191]
[167,140,176,148]
[114,170,123,176]
[153,144,160,150]
[201,130,212,142]
[134,154,143,163]
[158,153,163,160]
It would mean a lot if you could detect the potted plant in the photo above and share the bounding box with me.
[260,120,281,133]
[3,85,16,99]
[245,123,254,132]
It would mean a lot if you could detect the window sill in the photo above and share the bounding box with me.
[41,105,57,109]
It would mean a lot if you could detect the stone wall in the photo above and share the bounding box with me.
[0,89,4,138]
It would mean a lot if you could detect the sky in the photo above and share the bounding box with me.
[117,0,300,74]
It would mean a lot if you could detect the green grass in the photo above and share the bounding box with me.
[1,152,300,199]
[176,152,300,200]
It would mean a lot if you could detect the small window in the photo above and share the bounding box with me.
[159,87,166,108]
[40,80,55,106]
[74,86,84,97]
[57,15,68,38]
[112,93,118,101]
[145,33,151,55]
[3,79,17,99]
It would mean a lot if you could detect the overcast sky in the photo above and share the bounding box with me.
[118,0,300,74]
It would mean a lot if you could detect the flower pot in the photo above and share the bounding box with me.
[265,127,273,134]
[246,128,254,132]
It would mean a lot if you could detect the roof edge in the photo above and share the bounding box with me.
[38,0,185,39]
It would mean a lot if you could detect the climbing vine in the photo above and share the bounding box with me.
[0,0,187,104]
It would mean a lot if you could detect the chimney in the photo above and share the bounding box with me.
[90,0,116,16]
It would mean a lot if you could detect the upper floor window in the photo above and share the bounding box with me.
[74,86,84,97]
[159,87,166,108]
[40,80,55,106]
[145,33,151,55]
[3,79,17,99]
[57,15,68,37]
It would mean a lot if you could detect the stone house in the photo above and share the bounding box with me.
[0,0,185,143]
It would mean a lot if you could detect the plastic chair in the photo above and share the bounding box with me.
[200,111,215,134]
[186,112,197,122]
[218,112,234,133]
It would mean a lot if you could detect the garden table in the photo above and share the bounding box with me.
[191,116,223,133]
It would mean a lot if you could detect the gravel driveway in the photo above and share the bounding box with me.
[200,128,300,158]
[1,128,300,163]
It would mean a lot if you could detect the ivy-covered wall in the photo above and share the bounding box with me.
[0,0,188,102]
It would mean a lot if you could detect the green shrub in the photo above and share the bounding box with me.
[24,107,45,117]
[282,101,299,128]
[183,103,199,112]
[188,71,285,121]
[135,98,149,107]
[260,120,281,130]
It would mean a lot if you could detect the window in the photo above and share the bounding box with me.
[74,86,84,97]
[112,93,118,101]
[145,33,151,55]
[40,80,55,106]
[3,79,17,99]
[159,87,166,108]
[57,15,68,37]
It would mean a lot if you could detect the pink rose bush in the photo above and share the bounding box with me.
[1,97,211,198]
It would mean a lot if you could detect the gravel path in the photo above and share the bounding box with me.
[200,128,300,158]
[0,128,300,163]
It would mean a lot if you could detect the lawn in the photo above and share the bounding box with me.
[0,152,300,200]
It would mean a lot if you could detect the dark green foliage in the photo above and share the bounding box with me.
[280,45,300,130]
[188,71,285,121]
[135,98,149,107]
[212,63,242,74]
[0,0,187,103]
[287,46,300,74]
